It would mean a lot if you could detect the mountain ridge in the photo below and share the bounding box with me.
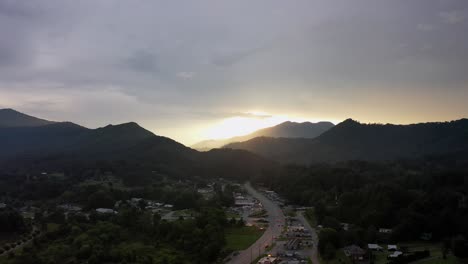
[0,109,276,180]
[224,118,468,164]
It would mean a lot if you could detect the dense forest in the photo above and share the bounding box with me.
[255,157,468,258]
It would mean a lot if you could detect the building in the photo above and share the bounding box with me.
[257,256,278,264]
[341,222,350,231]
[96,208,116,214]
[388,245,398,251]
[343,245,366,261]
[379,228,392,234]
[368,244,383,251]
[58,204,82,212]
[388,251,403,258]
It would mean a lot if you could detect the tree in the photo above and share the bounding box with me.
[318,228,340,256]
[452,235,468,258]
[323,242,337,260]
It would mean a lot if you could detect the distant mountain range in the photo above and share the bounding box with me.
[192,121,334,150]
[0,109,274,179]
[2,109,468,172]
[224,118,468,163]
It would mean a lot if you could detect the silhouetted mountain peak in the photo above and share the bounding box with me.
[94,122,155,140]
[0,108,55,127]
[340,118,360,125]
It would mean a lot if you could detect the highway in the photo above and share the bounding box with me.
[226,182,286,264]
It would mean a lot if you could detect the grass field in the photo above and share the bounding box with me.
[225,226,264,251]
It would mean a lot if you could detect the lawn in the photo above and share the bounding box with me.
[225,226,264,251]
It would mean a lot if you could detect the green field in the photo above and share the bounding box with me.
[225,226,264,251]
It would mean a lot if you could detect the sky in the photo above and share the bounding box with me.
[0,0,467,145]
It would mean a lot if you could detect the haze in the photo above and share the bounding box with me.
[1,0,467,144]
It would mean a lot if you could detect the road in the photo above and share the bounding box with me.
[297,211,320,264]
[226,182,286,264]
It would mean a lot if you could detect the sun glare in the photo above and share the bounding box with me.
[203,112,306,140]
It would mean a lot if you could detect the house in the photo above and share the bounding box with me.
[388,251,403,258]
[257,256,278,264]
[379,228,393,234]
[58,204,82,212]
[368,244,383,251]
[341,223,350,231]
[96,208,116,214]
[343,245,366,261]
[388,245,398,251]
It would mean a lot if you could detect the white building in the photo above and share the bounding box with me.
[368,244,383,251]
[96,208,116,214]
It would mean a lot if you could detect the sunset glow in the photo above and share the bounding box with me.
[202,112,307,140]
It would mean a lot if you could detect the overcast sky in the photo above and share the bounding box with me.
[1,0,467,144]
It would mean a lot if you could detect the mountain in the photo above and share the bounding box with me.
[0,109,275,180]
[192,121,334,150]
[0,108,55,127]
[224,118,468,164]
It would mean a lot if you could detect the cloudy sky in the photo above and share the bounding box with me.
[1,0,467,145]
